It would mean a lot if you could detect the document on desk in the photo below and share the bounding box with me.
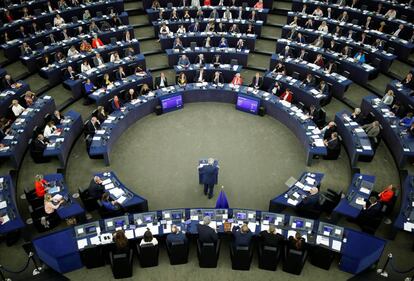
[117,195,127,204]
[287,198,299,206]
[0,201,7,209]
[332,240,342,251]
[109,187,125,198]
[314,139,325,147]
[135,227,147,237]
[89,236,101,245]
[104,183,115,190]
[305,177,316,185]
[359,187,370,194]
[77,238,88,249]
[147,224,159,235]
[260,224,269,231]
[316,235,330,247]
[403,222,414,232]
[248,222,256,232]
[125,229,135,239]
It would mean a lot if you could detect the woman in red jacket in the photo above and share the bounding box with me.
[35,175,49,198]
[280,88,293,103]
[91,34,104,48]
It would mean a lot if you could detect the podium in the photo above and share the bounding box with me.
[198,159,219,185]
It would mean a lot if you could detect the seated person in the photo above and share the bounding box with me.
[400,112,414,128]
[177,72,187,87]
[229,24,240,34]
[254,0,263,9]
[312,36,324,48]
[299,186,321,209]
[96,106,108,123]
[279,88,293,103]
[176,25,186,35]
[296,33,306,44]
[250,72,263,89]
[381,90,394,106]
[135,66,146,76]
[195,68,206,83]
[217,22,227,33]
[81,60,92,73]
[35,174,49,198]
[218,37,228,48]
[189,21,201,32]
[287,232,306,251]
[166,225,188,246]
[85,116,101,136]
[67,45,79,57]
[110,51,121,63]
[282,46,293,58]
[44,193,64,215]
[55,52,66,63]
[111,95,123,111]
[314,54,324,68]
[159,23,170,36]
[323,132,340,159]
[43,121,59,138]
[325,60,337,74]
[203,37,212,48]
[102,73,113,88]
[100,192,121,211]
[302,74,315,87]
[356,196,382,225]
[140,229,158,246]
[155,72,168,89]
[321,121,337,139]
[125,88,137,102]
[89,21,101,33]
[178,55,190,68]
[197,216,218,244]
[212,71,224,85]
[124,31,132,42]
[372,185,396,204]
[2,74,15,90]
[84,78,97,95]
[80,40,92,52]
[51,110,64,125]
[140,84,151,95]
[354,50,366,64]
[173,38,184,50]
[11,99,25,117]
[213,55,221,67]
[401,73,413,89]
[269,81,282,96]
[115,66,126,80]
[318,81,329,96]
[21,42,32,55]
[272,63,285,75]
[351,108,364,124]
[112,230,130,254]
[232,224,253,249]
[91,34,104,48]
[259,224,284,247]
[88,176,104,199]
[231,73,243,86]
[362,121,381,146]
[246,24,255,35]
[236,39,244,50]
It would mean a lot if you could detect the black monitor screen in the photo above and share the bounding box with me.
[264,215,276,224]
[236,213,247,220]
[294,219,304,228]
[85,226,96,233]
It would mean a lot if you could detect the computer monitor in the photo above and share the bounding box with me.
[171,212,182,220]
[236,94,260,115]
[85,225,96,234]
[160,94,183,113]
[294,219,304,229]
[143,215,153,223]
[236,212,247,220]
[203,210,215,219]
[263,214,276,224]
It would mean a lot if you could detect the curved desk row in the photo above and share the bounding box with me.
[39,39,139,87]
[1,12,129,62]
[361,96,414,169]
[0,0,48,17]
[94,171,149,213]
[89,72,153,106]
[365,0,414,20]
[166,47,249,66]
[32,206,386,275]
[283,24,396,74]
[386,80,414,110]
[89,83,327,166]
[0,81,30,118]
[142,0,273,9]
[153,18,263,37]
[286,11,412,63]
[146,6,269,22]
[269,171,324,213]
[22,25,135,74]
[63,54,146,99]
[0,96,56,168]
[43,110,83,168]
[392,175,414,235]
[333,173,376,219]
[270,53,352,99]
[0,174,25,235]
[263,71,328,108]
[335,110,374,167]
[43,173,86,220]
[159,32,257,51]
[0,0,125,36]
[291,0,414,41]
[174,63,242,82]
[277,33,378,86]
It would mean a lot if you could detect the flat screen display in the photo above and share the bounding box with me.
[294,219,304,228]
[144,215,153,223]
[85,226,96,233]
[115,220,125,228]
[172,213,182,220]
[264,215,276,224]
[160,94,183,113]
[236,94,260,115]
[204,211,214,218]
[236,213,247,220]
[323,226,333,234]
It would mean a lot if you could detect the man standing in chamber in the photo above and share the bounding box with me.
[199,158,219,199]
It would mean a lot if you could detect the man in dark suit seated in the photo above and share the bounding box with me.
[88,176,105,200]
[63,66,77,81]
[232,224,253,249]
[356,196,382,225]
[259,224,284,247]
[298,187,320,210]
[199,158,219,199]
[250,72,263,89]
[115,66,126,80]
[155,72,168,89]
[197,216,218,244]
[323,132,340,160]
[2,74,15,90]
[31,133,49,154]
[85,116,100,136]
[166,224,188,246]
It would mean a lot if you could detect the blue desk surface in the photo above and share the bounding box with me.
[43,110,83,167]
[386,80,414,109]
[89,83,327,166]
[94,171,147,210]
[333,173,376,218]
[43,173,85,220]
[393,175,414,233]
[142,0,274,10]
[270,171,324,209]
[0,175,25,234]
[361,95,414,168]
[0,82,30,118]
[0,96,56,168]
[335,110,374,167]
[173,63,242,83]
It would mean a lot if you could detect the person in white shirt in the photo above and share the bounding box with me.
[196,68,205,82]
[289,16,298,28]
[301,4,307,14]
[81,60,92,73]
[312,6,323,17]
[365,16,372,29]
[384,9,397,19]
[176,25,186,35]
[67,45,79,57]
[11,100,25,117]
[191,0,200,7]
[54,14,65,27]
[326,7,332,19]
[393,24,404,37]
[159,23,170,36]
[110,51,121,62]
[139,230,158,246]
[381,90,394,105]
[223,8,232,20]
[43,121,57,138]
[318,21,329,32]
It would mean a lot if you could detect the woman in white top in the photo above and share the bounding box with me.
[159,23,170,36]
[191,0,200,8]
[384,9,396,20]
[312,6,323,17]
[11,100,25,117]
[43,121,57,138]
[318,21,329,33]
[204,36,211,48]
[289,16,298,28]
[176,25,186,35]
[381,90,394,105]
[223,8,232,20]
[54,14,65,27]
[110,52,121,62]
[139,230,158,246]
[67,45,79,57]
[81,60,92,73]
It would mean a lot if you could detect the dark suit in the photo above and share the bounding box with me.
[93,56,104,67]
[259,231,284,247]
[232,226,253,248]
[199,164,218,198]
[300,193,320,209]
[85,120,100,136]
[115,71,126,81]
[33,139,47,152]
[197,224,218,244]
[250,76,263,89]
[88,179,105,199]
[155,76,168,89]
[63,70,76,80]
[2,77,15,89]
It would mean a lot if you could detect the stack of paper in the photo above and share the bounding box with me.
[316,235,330,246]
